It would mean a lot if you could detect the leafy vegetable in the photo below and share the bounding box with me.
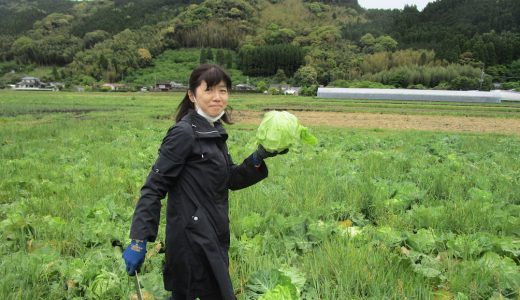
[246,269,300,300]
[374,226,405,247]
[406,228,439,254]
[406,250,446,280]
[87,270,120,298]
[479,252,520,293]
[446,233,493,260]
[492,236,520,258]
[256,111,317,152]
[259,284,296,300]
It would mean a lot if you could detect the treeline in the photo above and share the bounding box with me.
[199,48,233,69]
[0,0,519,93]
[68,27,165,83]
[173,21,246,49]
[0,0,74,35]
[1,0,257,67]
[69,0,179,37]
[237,44,305,77]
[363,64,491,90]
[347,0,520,67]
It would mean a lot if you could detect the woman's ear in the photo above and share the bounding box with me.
[188,90,195,103]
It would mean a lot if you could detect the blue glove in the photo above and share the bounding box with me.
[122,239,147,276]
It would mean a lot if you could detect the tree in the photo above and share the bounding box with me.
[360,33,376,53]
[137,48,152,67]
[199,48,206,64]
[206,48,214,62]
[508,59,520,80]
[256,80,268,92]
[262,23,296,45]
[99,54,109,71]
[450,75,479,90]
[238,44,304,77]
[294,66,318,86]
[52,66,60,80]
[419,52,428,66]
[273,69,287,83]
[374,36,398,52]
[225,51,233,69]
[0,35,15,61]
[11,36,36,64]
[83,30,110,49]
[216,49,225,66]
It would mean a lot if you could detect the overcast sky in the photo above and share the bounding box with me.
[357,0,433,10]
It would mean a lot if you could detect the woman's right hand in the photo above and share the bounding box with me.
[122,239,147,276]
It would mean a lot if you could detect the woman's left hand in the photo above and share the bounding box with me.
[256,144,289,159]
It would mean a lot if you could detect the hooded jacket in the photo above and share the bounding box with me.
[129,110,267,299]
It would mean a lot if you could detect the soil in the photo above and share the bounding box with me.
[233,110,520,136]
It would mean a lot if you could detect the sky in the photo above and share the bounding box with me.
[357,0,433,11]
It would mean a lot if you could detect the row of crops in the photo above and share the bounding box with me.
[0,92,519,299]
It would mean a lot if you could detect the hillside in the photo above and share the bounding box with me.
[347,0,520,65]
[0,0,519,91]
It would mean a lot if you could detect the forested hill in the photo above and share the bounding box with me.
[1,0,519,91]
[347,0,520,65]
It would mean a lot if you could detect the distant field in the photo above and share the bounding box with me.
[1,91,519,299]
[2,90,520,119]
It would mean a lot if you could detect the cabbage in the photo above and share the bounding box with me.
[256,111,317,152]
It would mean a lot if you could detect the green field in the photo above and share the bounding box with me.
[1,91,519,299]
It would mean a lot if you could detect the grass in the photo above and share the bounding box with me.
[1,91,519,299]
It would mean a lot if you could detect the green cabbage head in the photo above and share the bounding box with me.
[256,111,317,152]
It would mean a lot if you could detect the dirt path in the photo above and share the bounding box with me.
[234,110,520,135]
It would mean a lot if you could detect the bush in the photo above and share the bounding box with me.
[0,61,19,74]
[299,85,318,96]
[407,84,426,89]
[433,82,451,90]
[328,80,394,89]
[450,76,479,90]
[365,64,482,89]
[267,87,281,95]
[0,72,22,86]
[256,80,268,93]
[501,81,520,90]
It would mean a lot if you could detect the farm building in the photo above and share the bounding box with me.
[235,83,255,91]
[316,88,519,103]
[14,77,56,91]
[154,81,186,91]
[101,83,127,91]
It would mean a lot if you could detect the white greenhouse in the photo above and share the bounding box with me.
[317,88,520,103]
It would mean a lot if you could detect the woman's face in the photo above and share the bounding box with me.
[189,80,229,117]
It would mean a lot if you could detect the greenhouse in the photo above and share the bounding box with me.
[316,88,520,103]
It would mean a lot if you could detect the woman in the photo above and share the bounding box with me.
[122,64,286,300]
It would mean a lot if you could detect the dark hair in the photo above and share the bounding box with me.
[175,64,233,124]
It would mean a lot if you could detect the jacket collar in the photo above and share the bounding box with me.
[184,110,228,140]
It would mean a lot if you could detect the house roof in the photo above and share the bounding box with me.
[102,83,126,87]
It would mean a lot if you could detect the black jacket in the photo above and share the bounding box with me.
[130,110,268,299]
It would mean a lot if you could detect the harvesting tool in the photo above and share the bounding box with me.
[134,270,144,300]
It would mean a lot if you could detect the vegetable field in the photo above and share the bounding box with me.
[1,91,519,299]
